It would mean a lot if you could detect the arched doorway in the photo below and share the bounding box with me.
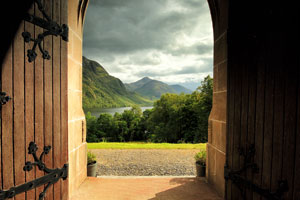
[80,0,217,191]
[1,1,299,200]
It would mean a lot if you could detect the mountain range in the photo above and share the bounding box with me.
[82,56,152,110]
[125,77,192,99]
[82,56,192,110]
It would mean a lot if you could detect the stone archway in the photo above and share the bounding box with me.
[206,0,228,197]
[67,0,228,198]
[67,0,89,197]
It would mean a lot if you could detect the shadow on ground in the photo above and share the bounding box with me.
[148,178,223,200]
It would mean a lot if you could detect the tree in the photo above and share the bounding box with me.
[97,113,114,141]
[194,75,213,142]
[85,75,213,143]
[86,112,101,142]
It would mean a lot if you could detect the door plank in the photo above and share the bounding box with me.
[281,46,298,200]
[252,43,266,200]
[269,32,285,197]
[292,64,300,199]
[24,4,36,199]
[231,54,243,200]
[34,2,45,198]
[60,0,69,199]
[43,0,54,199]
[53,0,62,199]
[1,43,14,191]
[240,55,249,200]
[226,51,235,200]
[245,55,257,200]
[13,21,26,200]
[261,36,275,200]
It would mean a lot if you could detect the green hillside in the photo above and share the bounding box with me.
[135,80,176,99]
[82,56,153,110]
[170,84,192,94]
[124,77,152,91]
[125,77,192,100]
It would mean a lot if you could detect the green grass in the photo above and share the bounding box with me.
[87,142,206,150]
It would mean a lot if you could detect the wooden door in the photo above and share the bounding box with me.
[224,1,300,199]
[225,29,300,200]
[0,0,68,199]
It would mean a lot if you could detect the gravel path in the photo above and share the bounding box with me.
[89,149,199,176]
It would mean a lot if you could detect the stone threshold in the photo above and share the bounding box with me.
[70,177,223,200]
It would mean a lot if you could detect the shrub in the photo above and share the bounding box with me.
[194,150,206,166]
[87,151,97,165]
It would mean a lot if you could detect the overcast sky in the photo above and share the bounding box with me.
[83,0,213,91]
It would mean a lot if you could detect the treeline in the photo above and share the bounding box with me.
[86,76,212,143]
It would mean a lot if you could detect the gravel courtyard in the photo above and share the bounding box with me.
[89,149,200,176]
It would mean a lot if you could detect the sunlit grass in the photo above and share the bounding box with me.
[87,142,206,150]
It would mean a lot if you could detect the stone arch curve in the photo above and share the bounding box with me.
[71,0,228,197]
[206,0,228,197]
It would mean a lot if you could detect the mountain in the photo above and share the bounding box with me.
[125,77,192,99]
[134,80,176,99]
[170,84,192,94]
[124,77,152,91]
[82,56,153,110]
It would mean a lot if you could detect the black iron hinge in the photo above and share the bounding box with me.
[224,145,288,200]
[22,0,69,62]
[0,142,68,200]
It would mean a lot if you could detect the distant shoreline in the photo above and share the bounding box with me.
[87,106,154,117]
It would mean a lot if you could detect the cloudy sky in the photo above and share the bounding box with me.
[83,0,213,91]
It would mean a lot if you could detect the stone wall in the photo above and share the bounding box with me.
[206,0,228,197]
[68,0,89,197]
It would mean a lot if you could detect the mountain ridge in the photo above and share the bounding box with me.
[125,77,192,99]
[82,56,153,110]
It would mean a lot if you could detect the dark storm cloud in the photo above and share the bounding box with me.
[169,43,212,56]
[128,57,161,66]
[174,64,212,75]
[134,61,212,78]
[83,0,211,57]
[83,0,213,88]
[180,0,207,8]
[90,0,168,9]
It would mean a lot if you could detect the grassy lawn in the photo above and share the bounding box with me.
[87,142,206,150]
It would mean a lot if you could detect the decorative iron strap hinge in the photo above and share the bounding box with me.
[22,0,69,62]
[0,142,68,200]
[224,145,288,200]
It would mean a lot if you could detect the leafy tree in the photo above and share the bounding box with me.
[86,112,101,142]
[194,75,213,142]
[85,76,213,143]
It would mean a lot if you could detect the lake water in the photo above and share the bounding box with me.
[89,106,153,117]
